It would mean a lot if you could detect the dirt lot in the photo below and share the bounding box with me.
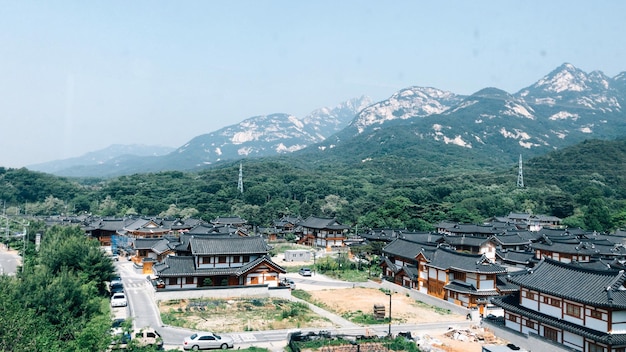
[160,297,335,332]
[307,287,462,324]
[307,288,500,352]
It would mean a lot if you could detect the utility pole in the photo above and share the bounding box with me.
[517,154,524,188]
[237,162,244,194]
[386,292,392,337]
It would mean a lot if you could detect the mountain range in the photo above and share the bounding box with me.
[29,63,626,178]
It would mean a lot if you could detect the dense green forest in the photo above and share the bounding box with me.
[0,226,116,351]
[1,138,625,232]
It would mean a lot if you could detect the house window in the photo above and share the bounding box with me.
[218,256,227,264]
[542,296,561,308]
[525,320,535,329]
[168,277,177,285]
[185,277,194,285]
[233,256,240,263]
[543,326,558,342]
[590,310,603,319]
[243,255,250,262]
[525,291,535,300]
[614,348,625,352]
[507,313,518,323]
[588,342,605,352]
[452,272,466,281]
[565,303,581,318]
[201,256,210,264]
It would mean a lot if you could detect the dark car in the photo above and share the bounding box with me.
[110,282,124,295]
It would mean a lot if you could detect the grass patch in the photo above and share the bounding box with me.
[291,289,332,311]
[413,300,452,315]
[320,269,371,282]
[238,347,270,352]
[341,310,389,325]
[291,289,311,301]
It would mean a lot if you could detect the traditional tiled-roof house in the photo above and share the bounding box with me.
[297,216,350,249]
[441,235,498,261]
[211,216,247,227]
[84,217,129,246]
[153,236,285,289]
[381,238,431,289]
[132,237,179,272]
[492,258,626,352]
[530,235,626,264]
[417,247,508,314]
[435,222,505,237]
[124,218,170,239]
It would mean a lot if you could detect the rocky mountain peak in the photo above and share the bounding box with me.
[349,86,463,134]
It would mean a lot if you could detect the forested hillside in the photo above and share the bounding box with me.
[1,138,625,232]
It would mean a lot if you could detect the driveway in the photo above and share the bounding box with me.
[0,246,21,275]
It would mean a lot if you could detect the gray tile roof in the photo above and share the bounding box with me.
[298,216,349,230]
[495,250,534,265]
[154,255,285,277]
[436,223,503,236]
[398,265,419,279]
[506,258,626,309]
[133,238,163,250]
[382,238,422,261]
[493,232,540,245]
[427,248,507,274]
[189,236,268,255]
[401,232,443,243]
[442,235,494,247]
[445,280,499,296]
[383,257,398,273]
[496,275,519,293]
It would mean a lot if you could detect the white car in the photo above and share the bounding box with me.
[110,292,127,307]
[183,332,234,350]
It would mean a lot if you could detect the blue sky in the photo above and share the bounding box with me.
[1,1,625,168]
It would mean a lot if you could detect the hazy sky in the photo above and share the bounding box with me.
[1,1,625,168]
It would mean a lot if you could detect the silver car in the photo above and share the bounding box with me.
[183,332,234,350]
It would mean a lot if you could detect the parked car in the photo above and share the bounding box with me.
[110,282,124,295]
[111,318,126,335]
[299,267,312,276]
[133,327,163,349]
[110,292,127,307]
[183,332,234,350]
[280,278,296,289]
[108,332,131,351]
[110,277,123,287]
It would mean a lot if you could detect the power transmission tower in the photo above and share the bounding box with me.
[517,154,524,188]
[237,162,244,194]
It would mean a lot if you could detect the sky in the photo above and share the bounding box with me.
[1,1,625,168]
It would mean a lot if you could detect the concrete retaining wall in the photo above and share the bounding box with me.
[154,285,292,302]
[378,280,470,316]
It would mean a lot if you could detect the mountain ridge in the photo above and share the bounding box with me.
[29,63,626,178]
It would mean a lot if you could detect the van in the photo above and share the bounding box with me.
[133,327,163,349]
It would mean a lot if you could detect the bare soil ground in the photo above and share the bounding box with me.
[307,288,502,352]
[307,287,462,324]
[159,297,335,332]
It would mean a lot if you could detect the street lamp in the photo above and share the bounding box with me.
[386,292,392,337]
